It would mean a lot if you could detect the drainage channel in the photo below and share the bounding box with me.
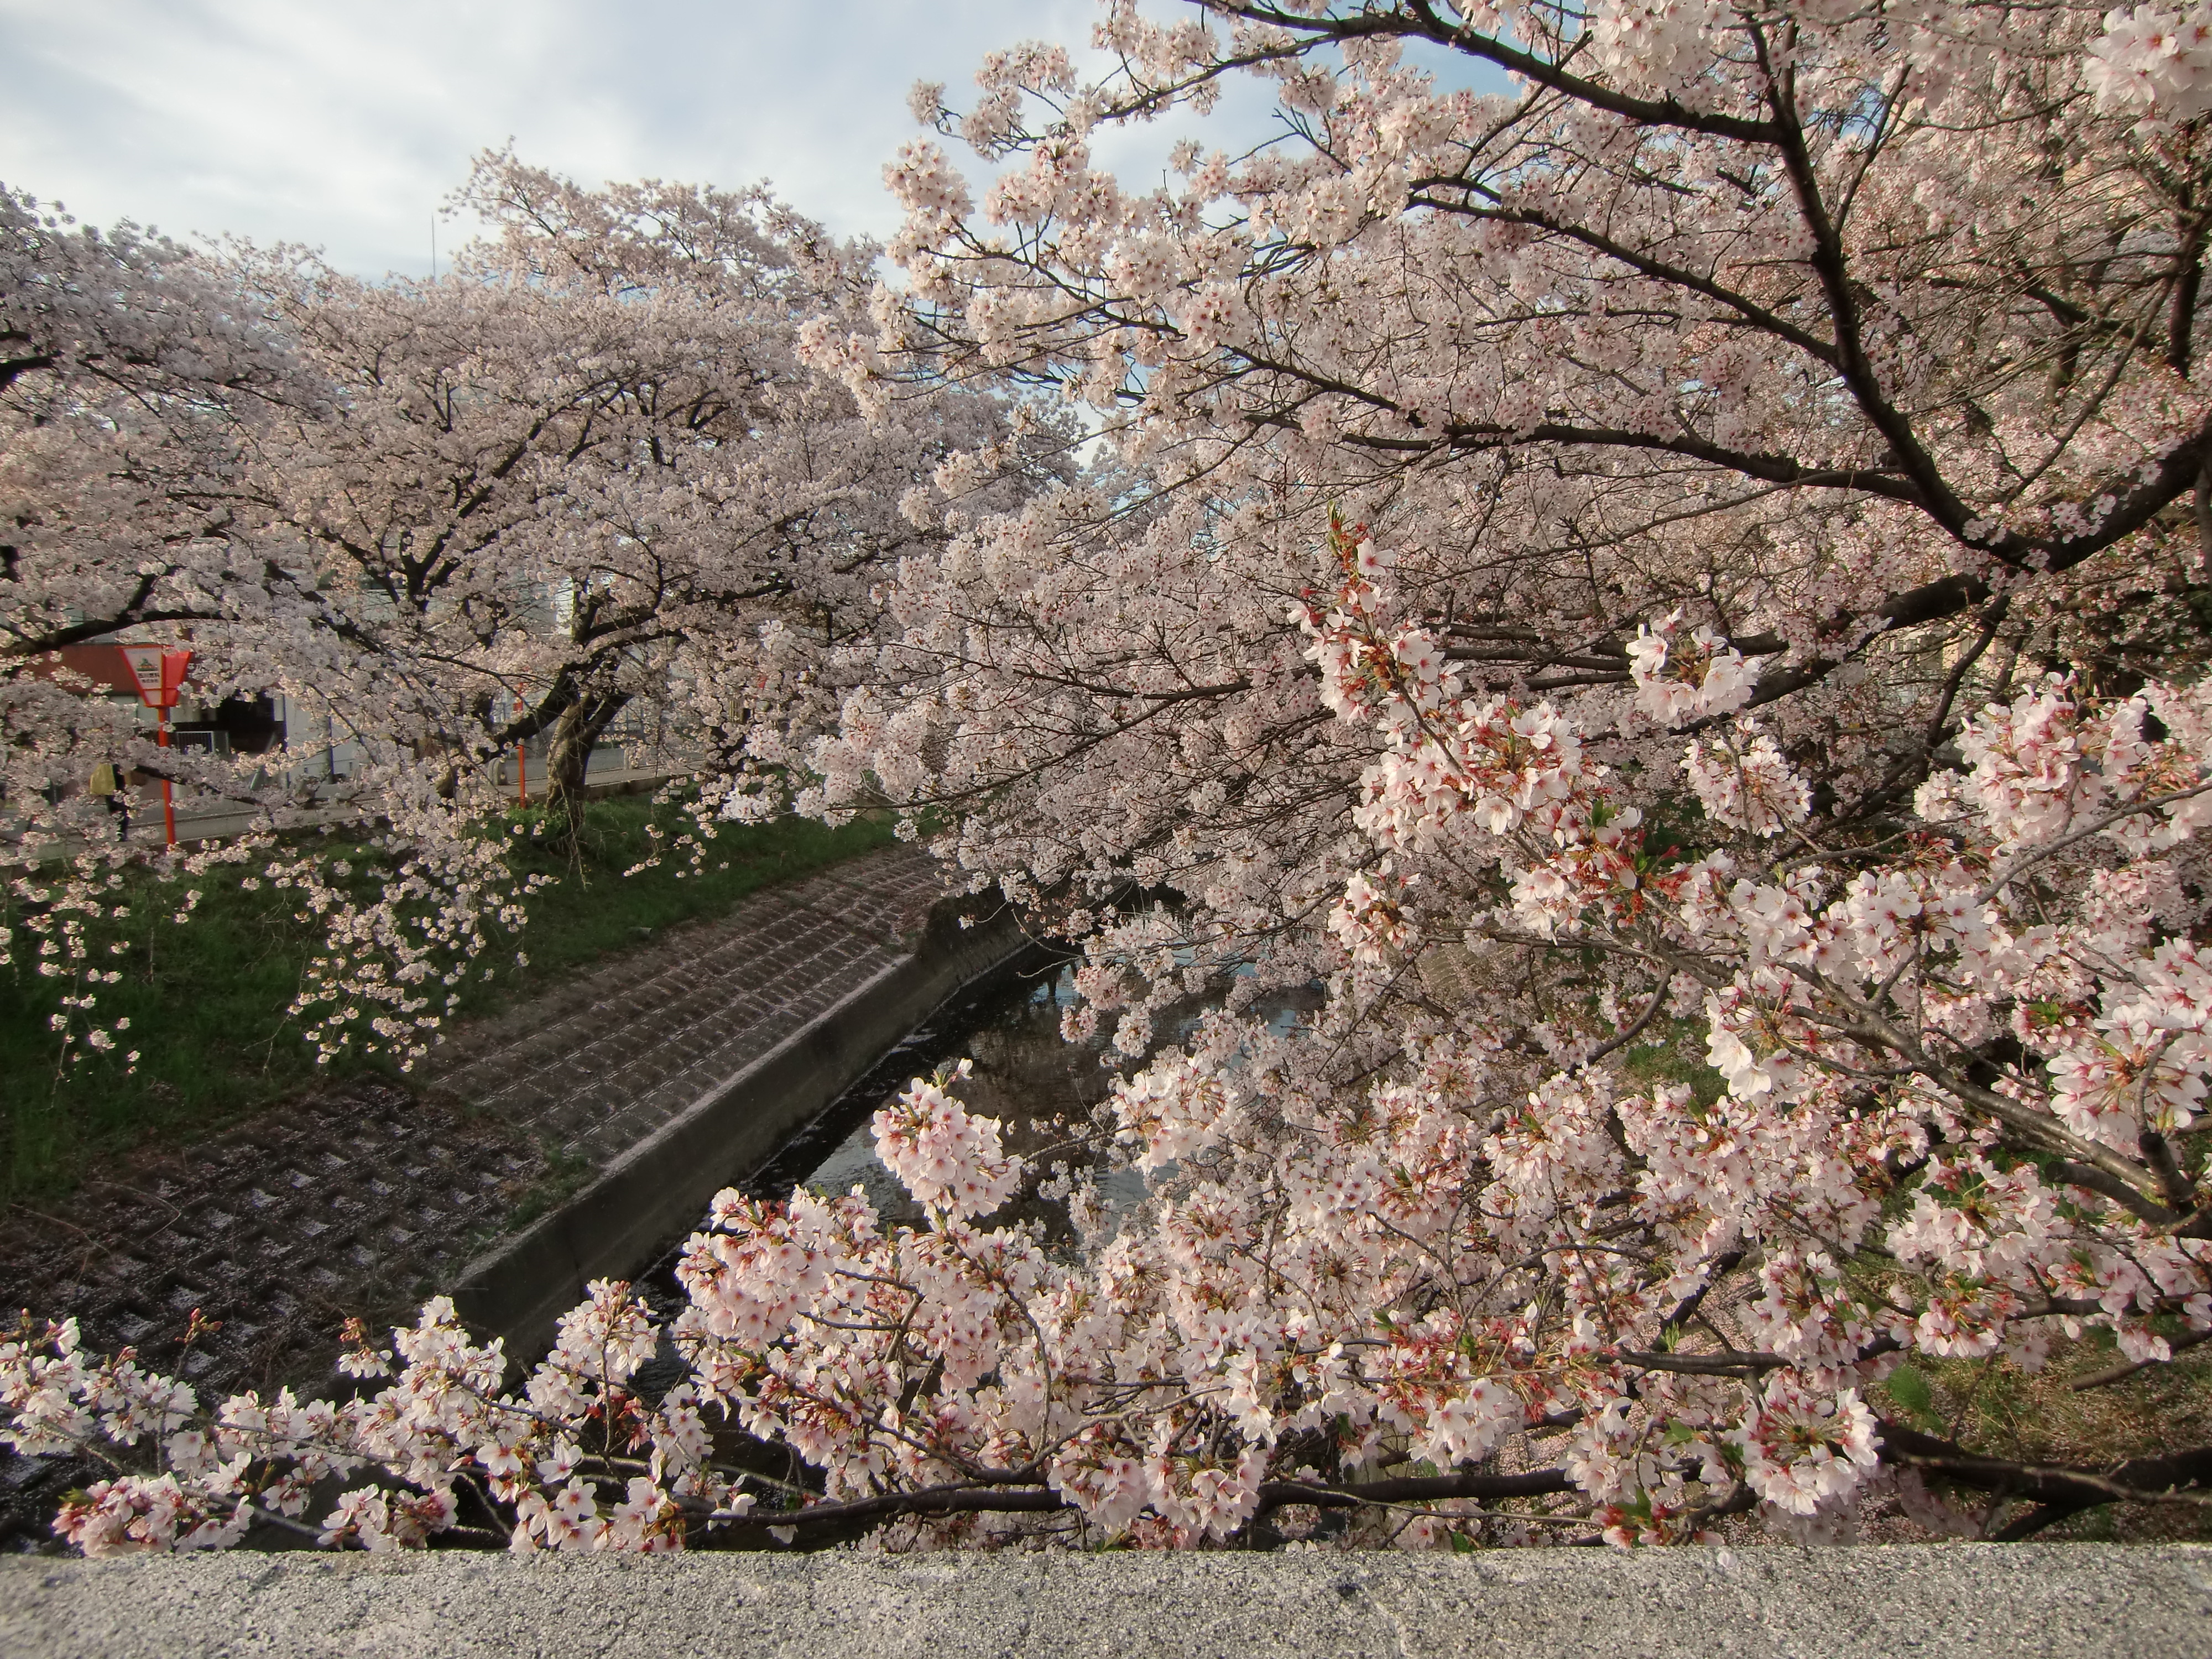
[446,899,1062,1363]
[619,949,1114,1395]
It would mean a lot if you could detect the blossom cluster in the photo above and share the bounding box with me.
[2086,4,2212,124]
[19,0,2212,1558]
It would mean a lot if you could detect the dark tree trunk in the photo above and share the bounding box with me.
[545,691,629,836]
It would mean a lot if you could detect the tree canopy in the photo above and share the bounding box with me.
[15,2,2212,1554]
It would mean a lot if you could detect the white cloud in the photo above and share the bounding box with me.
[0,0,1098,272]
[0,1,1495,275]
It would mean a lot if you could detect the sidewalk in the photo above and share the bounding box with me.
[157,764,679,845]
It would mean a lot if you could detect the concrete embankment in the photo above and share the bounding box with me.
[447,887,1042,1358]
[0,844,1013,1415]
[5,1543,2205,1657]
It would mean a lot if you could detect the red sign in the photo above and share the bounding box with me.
[118,645,192,709]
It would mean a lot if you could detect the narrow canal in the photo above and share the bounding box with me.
[636,957,1321,1322]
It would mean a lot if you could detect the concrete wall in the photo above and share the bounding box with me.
[447,899,1042,1360]
[6,1544,2206,1658]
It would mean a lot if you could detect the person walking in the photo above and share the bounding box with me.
[88,758,129,840]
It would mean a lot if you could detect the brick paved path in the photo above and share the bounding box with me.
[0,845,945,1415]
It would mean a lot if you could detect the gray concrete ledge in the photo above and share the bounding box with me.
[4,1545,2206,1658]
[448,899,1042,1360]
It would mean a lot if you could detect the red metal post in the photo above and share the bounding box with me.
[116,646,191,847]
[158,707,176,847]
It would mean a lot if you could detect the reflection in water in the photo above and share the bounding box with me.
[802,964,1128,1230]
[801,964,1321,1233]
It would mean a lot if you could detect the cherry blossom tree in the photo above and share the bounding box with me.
[0,183,568,1076]
[751,0,2212,1544]
[19,3,2212,1555]
[2,185,321,841]
[0,185,372,1068]
[4,155,1063,1070]
[242,154,1063,837]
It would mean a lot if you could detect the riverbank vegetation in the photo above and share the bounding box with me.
[0,797,888,1203]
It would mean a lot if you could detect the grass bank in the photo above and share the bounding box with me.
[0,797,892,1204]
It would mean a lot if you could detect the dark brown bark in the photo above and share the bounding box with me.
[544,690,631,826]
[1878,1417,2212,1538]
[703,1465,1580,1540]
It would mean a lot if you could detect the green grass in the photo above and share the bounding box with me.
[1875,1340,2212,1541]
[1619,1015,1725,1107]
[470,799,890,1016]
[0,796,892,1204]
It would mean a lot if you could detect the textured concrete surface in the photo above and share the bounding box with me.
[2,843,967,1550]
[0,845,948,1409]
[448,890,1040,1359]
[0,1083,534,1397]
[4,1545,2207,1658]
[425,844,946,1175]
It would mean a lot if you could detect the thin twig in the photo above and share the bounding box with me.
[2069,1327,2212,1391]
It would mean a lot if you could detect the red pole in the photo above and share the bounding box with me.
[158,706,176,847]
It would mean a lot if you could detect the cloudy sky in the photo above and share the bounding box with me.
[0,0,1307,275]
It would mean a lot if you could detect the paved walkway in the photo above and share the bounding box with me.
[0,844,942,1408]
[6,1544,2206,1657]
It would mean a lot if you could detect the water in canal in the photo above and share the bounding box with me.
[763,958,1323,1233]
